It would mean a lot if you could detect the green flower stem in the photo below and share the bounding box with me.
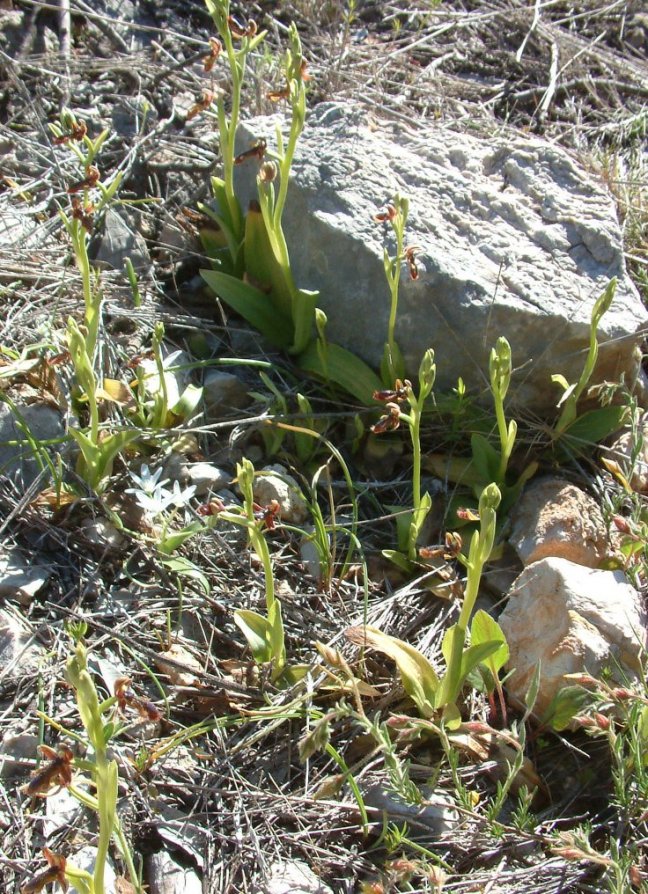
[405,349,436,560]
[64,216,100,361]
[386,233,404,369]
[69,783,140,892]
[398,408,421,506]
[66,643,118,894]
[255,22,306,328]
[273,23,306,231]
[554,277,617,434]
[151,322,168,427]
[67,319,99,446]
[207,0,266,247]
[218,28,244,240]
[438,484,501,711]
[458,484,501,632]
[382,195,409,383]
[249,519,276,615]
[489,337,514,483]
[231,459,273,611]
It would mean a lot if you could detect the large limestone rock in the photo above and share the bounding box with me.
[499,557,646,718]
[509,477,609,568]
[235,104,645,410]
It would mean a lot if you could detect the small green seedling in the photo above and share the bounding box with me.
[426,336,537,520]
[348,484,505,727]
[217,458,288,682]
[67,318,139,493]
[551,277,626,451]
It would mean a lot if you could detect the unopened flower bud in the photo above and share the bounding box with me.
[489,336,512,400]
[418,348,436,400]
[611,687,633,700]
[259,161,277,183]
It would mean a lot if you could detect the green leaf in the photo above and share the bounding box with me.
[98,760,118,841]
[234,609,274,665]
[471,610,509,677]
[294,393,317,463]
[346,625,438,718]
[201,270,293,349]
[267,600,286,674]
[592,276,617,325]
[244,202,293,320]
[409,491,432,545]
[93,430,140,480]
[380,339,405,385]
[441,701,462,730]
[559,405,627,450]
[546,685,592,730]
[381,548,415,574]
[470,608,509,673]
[160,557,210,594]
[157,521,204,554]
[170,384,203,423]
[459,641,503,681]
[199,225,230,265]
[392,506,412,553]
[470,433,500,482]
[281,664,310,686]
[290,288,318,355]
[95,171,123,210]
[203,181,243,259]
[523,661,541,720]
[69,428,139,492]
[637,705,648,754]
[435,624,466,709]
[298,340,384,406]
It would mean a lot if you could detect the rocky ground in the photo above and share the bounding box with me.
[0,2,647,893]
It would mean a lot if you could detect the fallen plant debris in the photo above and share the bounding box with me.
[0,1,646,893]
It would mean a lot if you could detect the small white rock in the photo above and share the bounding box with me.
[203,369,251,418]
[0,732,39,779]
[186,462,230,496]
[0,609,44,678]
[147,851,202,894]
[363,784,458,839]
[0,548,50,603]
[79,517,125,550]
[139,349,191,410]
[44,786,82,838]
[265,859,333,894]
[300,527,328,582]
[164,455,230,496]
[499,556,646,717]
[254,465,309,525]
[509,477,609,568]
[73,847,117,894]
